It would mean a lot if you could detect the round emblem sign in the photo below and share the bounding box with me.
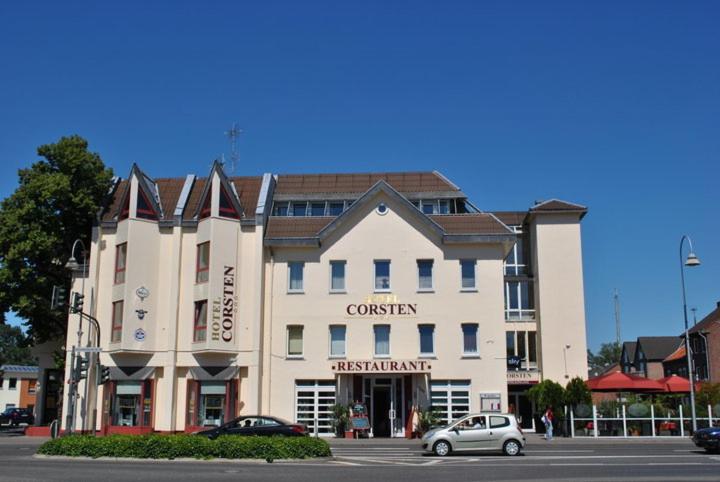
[134,328,146,342]
[136,286,150,300]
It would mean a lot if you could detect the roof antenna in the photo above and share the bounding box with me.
[614,289,621,345]
[224,123,242,175]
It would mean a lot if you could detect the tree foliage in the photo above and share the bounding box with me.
[696,383,720,408]
[587,342,622,377]
[565,376,592,407]
[0,136,113,342]
[528,380,566,415]
[0,324,36,366]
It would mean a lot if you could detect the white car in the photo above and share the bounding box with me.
[421,413,526,456]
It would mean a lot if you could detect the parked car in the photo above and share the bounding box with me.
[194,415,308,439]
[422,413,525,456]
[0,408,34,426]
[692,427,720,453]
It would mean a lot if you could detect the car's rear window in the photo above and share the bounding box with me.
[489,416,510,428]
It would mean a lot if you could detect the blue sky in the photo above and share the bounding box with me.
[0,1,717,351]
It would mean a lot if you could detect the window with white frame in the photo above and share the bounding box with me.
[417,260,434,291]
[329,325,346,358]
[295,380,336,436]
[374,325,390,357]
[504,280,535,320]
[374,260,391,291]
[418,324,435,356]
[288,262,304,293]
[506,330,537,369]
[460,259,476,290]
[330,260,346,292]
[287,325,304,357]
[504,226,527,276]
[430,380,470,425]
[462,323,479,355]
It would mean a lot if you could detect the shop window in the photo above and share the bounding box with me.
[111,301,124,343]
[295,380,336,436]
[136,189,158,220]
[287,326,304,357]
[288,262,304,293]
[419,324,435,356]
[374,325,390,357]
[114,243,127,284]
[194,301,208,343]
[460,260,476,290]
[374,260,391,292]
[196,242,210,283]
[112,381,153,427]
[186,379,238,428]
[329,325,346,358]
[200,382,226,426]
[462,323,479,355]
[430,380,470,425]
[417,260,434,291]
[330,260,346,292]
[219,185,240,219]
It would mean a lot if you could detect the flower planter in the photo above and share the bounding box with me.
[344,430,354,439]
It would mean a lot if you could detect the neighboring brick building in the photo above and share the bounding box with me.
[0,365,38,412]
[632,337,682,379]
[683,302,720,383]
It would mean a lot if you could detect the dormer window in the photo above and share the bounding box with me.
[219,185,240,219]
[136,189,158,220]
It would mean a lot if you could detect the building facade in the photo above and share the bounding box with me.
[0,365,38,412]
[61,163,588,436]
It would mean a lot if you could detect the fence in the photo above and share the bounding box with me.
[571,404,717,437]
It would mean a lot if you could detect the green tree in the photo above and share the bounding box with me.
[587,342,622,377]
[0,323,36,366]
[528,380,566,415]
[696,383,720,408]
[565,376,592,408]
[0,135,113,342]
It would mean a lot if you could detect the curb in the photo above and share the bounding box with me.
[33,454,335,464]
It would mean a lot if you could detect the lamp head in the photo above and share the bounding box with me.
[685,252,701,267]
[64,256,80,270]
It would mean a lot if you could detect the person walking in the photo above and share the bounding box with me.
[543,406,554,441]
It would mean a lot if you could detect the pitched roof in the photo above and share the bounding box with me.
[491,211,527,227]
[689,303,720,335]
[663,344,686,363]
[155,178,186,221]
[637,336,682,361]
[266,217,335,239]
[101,179,128,222]
[0,365,39,373]
[530,199,587,212]
[230,176,263,216]
[429,214,513,235]
[622,341,637,361]
[274,172,459,195]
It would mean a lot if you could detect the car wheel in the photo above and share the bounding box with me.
[503,439,521,456]
[433,440,451,457]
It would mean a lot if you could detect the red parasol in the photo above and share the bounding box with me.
[586,371,665,392]
[653,374,702,393]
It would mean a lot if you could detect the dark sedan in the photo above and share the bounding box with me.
[0,408,34,426]
[693,427,720,453]
[194,416,308,439]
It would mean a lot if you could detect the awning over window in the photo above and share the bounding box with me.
[188,365,239,381]
[109,366,155,381]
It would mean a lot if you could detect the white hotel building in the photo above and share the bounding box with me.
[62,162,588,437]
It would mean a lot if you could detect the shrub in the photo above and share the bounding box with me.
[37,434,331,460]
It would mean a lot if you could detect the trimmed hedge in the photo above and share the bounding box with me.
[37,434,331,460]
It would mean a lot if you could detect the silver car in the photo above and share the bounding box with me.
[422,413,525,456]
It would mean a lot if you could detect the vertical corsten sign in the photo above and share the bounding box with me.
[211,266,235,342]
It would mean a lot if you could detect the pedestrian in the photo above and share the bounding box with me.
[542,406,554,441]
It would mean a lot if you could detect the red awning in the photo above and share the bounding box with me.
[653,375,702,393]
[586,371,665,392]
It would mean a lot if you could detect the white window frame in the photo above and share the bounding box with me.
[504,280,535,321]
[328,325,346,358]
[460,259,477,291]
[373,324,391,358]
[418,324,435,357]
[461,323,479,356]
[430,380,471,425]
[503,226,527,276]
[416,259,434,292]
[287,325,304,358]
[506,330,538,370]
[288,262,305,294]
[329,260,347,293]
[373,260,391,293]
[294,380,336,436]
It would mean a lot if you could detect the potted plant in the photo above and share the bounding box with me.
[330,403,350,438]
[417,408,440,435]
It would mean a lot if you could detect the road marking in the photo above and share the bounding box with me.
[527,450,594,453]
[332,460,362,466]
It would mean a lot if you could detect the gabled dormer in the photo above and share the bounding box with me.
[193,161,243,221]
[114,164,163,222]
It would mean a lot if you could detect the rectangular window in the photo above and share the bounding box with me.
[517,331,527,360]
[9,378,17,390]
[28,380,37,395]
[462,323,479,355]
[194,300,208,342]
[196,242,210,283]
[199,382,226,427]
[288,262,304,292]
[287,326,304,357]
[438,200,450,214]
[374,325,390,357]
[330,261,346,292]
[311,202,326,216]
[292,202,307,217]
[417,260,434,291]
[506,331,515,359]
[430,380,470,425]
[505,280,535,320]
[422,201,436,214]
[504,228,527,276]
[329,325,346,357]
[374,260,391,291]
[460,260,476,290]
[111,301,124,343]
[114,243,127,284]
[528,331,537,364]
[272,202,289,216]
[328,202,344,216]
[112,381,152,427]
[295,380,336,436]
[419,324,435,355]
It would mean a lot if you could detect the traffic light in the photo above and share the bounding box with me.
[70,292,85,313]
[97,364,110,385]
[50,285,67,310]
[75,355,89,380]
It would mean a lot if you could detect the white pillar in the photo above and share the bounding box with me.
[570,406,575,437]
[709,404,713,427]
[592,405,598,438]
[680,405,685,437]
[651,404,656,437]
[622,405,627,438]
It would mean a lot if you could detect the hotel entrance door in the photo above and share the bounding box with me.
[365,376,404,438]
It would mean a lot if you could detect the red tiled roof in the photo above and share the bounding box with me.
[530,199,587,212]
[265,217,335,238]
[155,178,186,221]
[429,214,512,235]
[491,211,526,227]
[274,172,458,195]
[230,176,263,217]
[101,180,129,222]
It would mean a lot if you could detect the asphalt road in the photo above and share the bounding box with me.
[1,435,719,481]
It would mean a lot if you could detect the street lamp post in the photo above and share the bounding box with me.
[65,239,88,435]
[679,235,701,433]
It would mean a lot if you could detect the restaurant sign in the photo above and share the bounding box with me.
[332,360,431,374]
[506,370,540,384]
